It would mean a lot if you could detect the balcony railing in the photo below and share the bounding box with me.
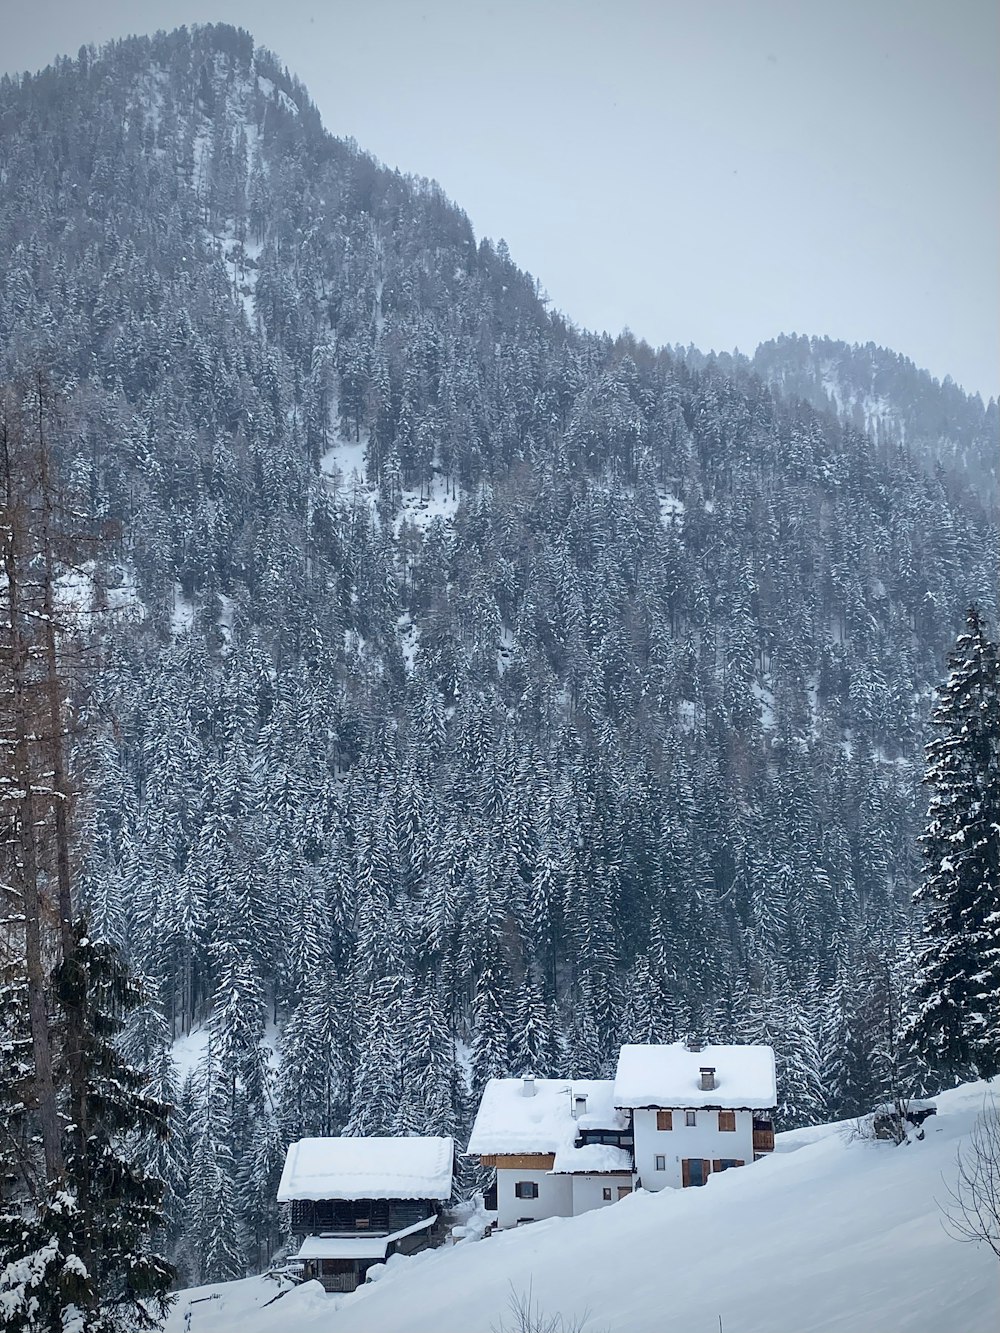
[319,1272,360,1293]
[752,1127,775,1153]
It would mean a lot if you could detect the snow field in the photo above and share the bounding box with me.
[166,1081,999,1333]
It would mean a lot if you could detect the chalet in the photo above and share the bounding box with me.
[466,1075,633,1229]
[614,1040,776,1190]
[467,1041,776,1228]
[277,1135,454,1292]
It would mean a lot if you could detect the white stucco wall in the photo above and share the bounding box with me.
[569,1173,634,1216]
[496,1168,573,1229]
[632,1107,754,1190]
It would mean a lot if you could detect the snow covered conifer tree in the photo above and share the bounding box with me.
[511,972,559,1075]
[119,998,191,1259]
[1,924,175,1331]
[907,609,1000,1078]
[184,1041,246,1285]
[57,926,175,1327]
[471,945,511,1096]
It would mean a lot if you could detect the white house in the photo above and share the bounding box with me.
[277,1135,454,1291]
[467,1041,776,1228]
[466,1076,633,1229]
[613,1041,776,1190]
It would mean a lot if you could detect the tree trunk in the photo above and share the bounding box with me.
[1,413,63,1181]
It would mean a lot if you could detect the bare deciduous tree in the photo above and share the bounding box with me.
[940,1098,1000,1261]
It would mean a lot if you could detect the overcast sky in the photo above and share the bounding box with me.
[4,0,998,400]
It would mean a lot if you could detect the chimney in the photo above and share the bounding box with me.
[686,1034,704,1053]
[522,1075,536,1098]
[573,1094,588,1119]
[699,1066,717,1092]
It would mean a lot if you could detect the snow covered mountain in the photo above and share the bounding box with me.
[1,21,998,1289]
[166,1081,999,1333]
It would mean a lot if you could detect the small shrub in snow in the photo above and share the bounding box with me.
[492,1281,606,1333]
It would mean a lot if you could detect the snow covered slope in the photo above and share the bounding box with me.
[166,1081,998,1333]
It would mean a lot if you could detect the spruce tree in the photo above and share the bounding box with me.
[0,924,174,1332]
[907,609,1000,1077]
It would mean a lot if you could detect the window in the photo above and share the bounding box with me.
[602,1187,612,1201]
[617,1186,632,1199]
[685,1110,697,1127]
[514,1181,539,1200]
[654,1154,666,1171]
[656,1110,673,1131]
[581,1130,632,1147]
[718,1111,736,1132]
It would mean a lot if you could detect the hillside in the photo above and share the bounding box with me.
[751,334,998,490]
[0,22,998,1284]
[165,1082,1000,1333]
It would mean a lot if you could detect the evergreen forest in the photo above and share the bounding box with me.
[0,23,997,1284]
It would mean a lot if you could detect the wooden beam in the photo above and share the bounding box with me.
[476,1153,556,1170]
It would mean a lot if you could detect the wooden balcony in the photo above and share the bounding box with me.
[318,1272,360,1293]
[752,1125,775,1153]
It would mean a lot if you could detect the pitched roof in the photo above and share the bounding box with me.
[466,1077,627,1157]
[613,1043,776,1110]
[277,1135,454,1202]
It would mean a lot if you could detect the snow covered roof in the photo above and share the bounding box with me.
[295,1235,391,1260]
[613,1043,776,1110]
[467,1078,627,1157]
[293,1215,437,1260]
[277,1136,454,1202]
[551,1144,633,1175]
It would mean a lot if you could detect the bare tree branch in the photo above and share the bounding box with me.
[940,1096,1000,1261]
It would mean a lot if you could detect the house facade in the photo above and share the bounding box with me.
[467,1041,776,1228]
[466,1076,633,1229]
[276,1135,454,1291]
[614,1042,776,1191]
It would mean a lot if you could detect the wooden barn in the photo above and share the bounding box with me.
[277,1135,454,1292]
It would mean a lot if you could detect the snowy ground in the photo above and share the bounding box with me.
[165,1084,998,1333]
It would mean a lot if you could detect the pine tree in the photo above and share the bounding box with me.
[471,947,511,1096]
[184,1042,247,1285]
[907,609,1000,1077]
[0,925,175,1332]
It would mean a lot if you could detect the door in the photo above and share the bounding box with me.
[682,1158,710,1187]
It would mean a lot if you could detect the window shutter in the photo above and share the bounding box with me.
[719,1111,736,1132]
[712,1159,722,1172]
[735,1159,745,1167]
[681,1159,691,1188]
[656,1110,673,1130]
[703,1159,711,1180]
